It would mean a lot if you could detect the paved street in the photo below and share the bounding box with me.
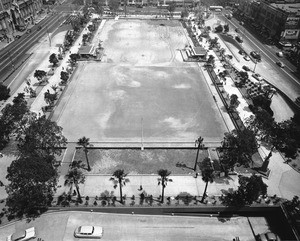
[0,211,269,241]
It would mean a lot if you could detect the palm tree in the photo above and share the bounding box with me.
[194,136,204,171]
[77,136,91,171]
[157,169,173,203]
[109,169,130,204]
[199,157,214,203]
[64,167,85,203]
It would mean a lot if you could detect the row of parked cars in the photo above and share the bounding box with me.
[7,225,104,240]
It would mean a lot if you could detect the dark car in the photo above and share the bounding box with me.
[15,35,21,39]
[37,26,42,31]
[257,232,281,241]
[238,50,245,55]
[242,65,250,71]
[250,51,261,61]
[26,29,32,34]
[276,61,284,68]
[235,35,243,43]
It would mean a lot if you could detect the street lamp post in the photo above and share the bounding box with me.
[253,60,257,72]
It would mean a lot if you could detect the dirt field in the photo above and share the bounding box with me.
[52,19,228,143]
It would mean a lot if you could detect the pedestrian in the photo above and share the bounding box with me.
[138,185,143,191]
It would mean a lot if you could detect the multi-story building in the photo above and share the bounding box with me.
[238,0,300,44]
[0,0,43,35]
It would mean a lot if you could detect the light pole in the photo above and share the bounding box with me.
[193,136,204,171]
[8,50,15,70]
[46,26,51,47]
[253,59,258,72]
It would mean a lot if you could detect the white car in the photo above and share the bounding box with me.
[252,73,263,81]
[7,227,36,241]
[244,55,250,61]
[74,226,103,239]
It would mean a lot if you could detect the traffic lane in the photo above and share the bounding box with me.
[0,13,58,63]
[0,13,61,72]
[0,14,65,85]
[218,15,300,99]
[61,212,259,241]
[227,17,298,73]
[0,211,264,241]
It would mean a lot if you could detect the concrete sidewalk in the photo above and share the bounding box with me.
[56,173,239,199]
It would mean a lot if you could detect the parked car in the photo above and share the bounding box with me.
[257,232,281,241]
[238,50,245,55]
[7,227,36,241]
[235,28,240,33]
[250,51,261,61]
[242,65,250,71]
[74,226,103,239]
[252,73,263,81]
[276,61,284,68]
[15,35,21,39]
[244,55,250,61]
[37,26,42,31]
[26,29,32,34]
[236,35,243,43]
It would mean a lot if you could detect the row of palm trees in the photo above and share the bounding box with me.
[65,136,214,205]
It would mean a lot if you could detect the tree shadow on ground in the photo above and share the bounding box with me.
[217,214,233,223]
[214,176,234,184]
[220,188,235,195]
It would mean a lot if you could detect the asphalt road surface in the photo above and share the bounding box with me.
[0,13,66,86]
[0,211,267,241]
[218,14,300,101]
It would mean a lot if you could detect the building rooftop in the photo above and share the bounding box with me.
[271,2,300,14]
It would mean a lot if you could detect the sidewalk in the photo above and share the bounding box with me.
[188,15,300,199]
[55,174,240,199]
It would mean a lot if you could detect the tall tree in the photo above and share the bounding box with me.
[5,155,57,220]
[77,136,91,171]
[18,115,67,160]
[34,70,47,81]
[49,53,59,67]
[64,167,85,203]
[220,128,258,171]
[199,157,214,203]
[157,169,173,203]
[222,174,267,206]
[194,136,204,171]
[109,169,130,204]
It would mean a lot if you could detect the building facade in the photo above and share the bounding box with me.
[238,0,300,43]
[0,0,43,35]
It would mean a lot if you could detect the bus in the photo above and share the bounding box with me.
[209,6,224,12]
